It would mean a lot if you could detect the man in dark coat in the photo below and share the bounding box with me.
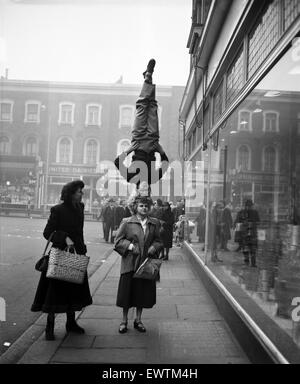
[195,203,206,243]
[234,199,260,267]
[114,59,169,196]
[102,198,116,243]
[220,201,233,251]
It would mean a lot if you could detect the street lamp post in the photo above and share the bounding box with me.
[41,105,51,215]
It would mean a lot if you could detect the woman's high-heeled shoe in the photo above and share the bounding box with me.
[134,320,146,333]
[119,321,128,334]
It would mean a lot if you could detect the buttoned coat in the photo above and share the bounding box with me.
[114,215,163,275]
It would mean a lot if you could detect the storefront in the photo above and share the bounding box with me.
[0,155,39,207]
[181,0,300,363]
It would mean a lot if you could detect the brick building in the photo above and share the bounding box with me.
[0,79,184,210]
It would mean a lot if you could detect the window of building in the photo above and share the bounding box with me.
[263,146,278,172]
[59,103,75,125]
[0,101,13,122]
[248,1,280,79]
[0,136,10,154]
[226,47,244,107]
[56,137,72,163]
[263,111,279,132]
[192,128,197,151]
[84,139,99,164]
[25,101,41,123]
[85,104,102,127]
[213,80,224,123]
[237,145,251,171]
[284,0,300,30]
[24,136,38,156]
[119,105,134,128]
[238,110,252,131]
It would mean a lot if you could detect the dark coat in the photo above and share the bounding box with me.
[114,205,125,228]
[161,208,175,248]
[114,215,163,275]
[195,206,206,242]
[31,203,92,313]
[221,207,233,241]
[102,205,115,226]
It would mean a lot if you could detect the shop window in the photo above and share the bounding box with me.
[263,146,278,172]
[119,105,134,128]
[236,145,251,171]
[56,137,72,163]
[59,102,75,125]
[24,136,38,156]
[0,136,10,154]
[284,0,300,30]
[226,47,244,107]
[85,104,102,127]
[238,110,252,131]
[25,101,41,123]
[84,139,99,164]
[263,111,279,132]
[0,100,13,122]
[248,0,280,78]
[213,80,224,123]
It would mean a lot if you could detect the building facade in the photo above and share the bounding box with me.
[0,79,184,210]
[180,0,300,362]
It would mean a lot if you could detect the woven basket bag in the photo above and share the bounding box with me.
[46,247,89,284]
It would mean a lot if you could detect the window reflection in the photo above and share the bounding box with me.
[191,45,300,348]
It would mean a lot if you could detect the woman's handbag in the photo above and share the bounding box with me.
[133,257,163,281]
[35,232,55,272]
[46,246,90,284]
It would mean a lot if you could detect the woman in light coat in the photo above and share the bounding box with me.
[114,195,163,334]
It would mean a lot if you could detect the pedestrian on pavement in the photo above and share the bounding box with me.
[220,201,233,251]
[114,59,169,196]
[160,201,175,260]
[195,203,206,243]
[31,180,92,341]
[234,199,260,267]
[102,198,116,243]
[114,195,163,334]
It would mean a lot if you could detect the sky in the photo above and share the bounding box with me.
[0,0,192,86]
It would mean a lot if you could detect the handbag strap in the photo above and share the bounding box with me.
[43,231,55,256]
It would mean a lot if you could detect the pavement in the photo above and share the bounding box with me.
[0,245,249,365]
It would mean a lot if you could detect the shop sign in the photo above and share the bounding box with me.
[49,165,97,175]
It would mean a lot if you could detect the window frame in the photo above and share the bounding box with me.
[262,145,279,172]
[58,102,75,126]
[263,110,280,132]
[85,104,102,127]
[0,136,11,154]
[238,109,253,132]
[56,136,73,164]
[23,135,39,156]
[236,144,252,171]
[0,100,14,123]
[83,138,100,164]
[24,100,41,123]
[118,105,134,128]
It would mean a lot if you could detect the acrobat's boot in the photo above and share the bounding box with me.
[143,59,156,83]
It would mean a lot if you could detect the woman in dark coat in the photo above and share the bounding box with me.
[160,202,175,260]
[114,195,163,334]
[31,180,92,340]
